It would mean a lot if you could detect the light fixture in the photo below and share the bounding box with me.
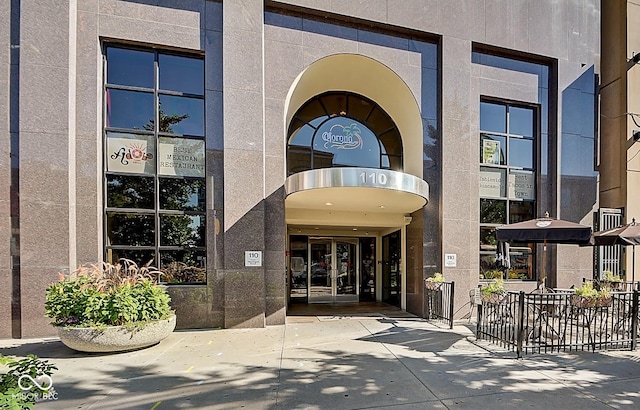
[627,52,640,71]
[325,202,333,206]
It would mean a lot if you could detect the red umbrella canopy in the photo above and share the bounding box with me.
[495,216,592,244]
[592,221,640,246]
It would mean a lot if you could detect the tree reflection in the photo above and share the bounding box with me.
[107,107,206,283]
[144,107,188,134]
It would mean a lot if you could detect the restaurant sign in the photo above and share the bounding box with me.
[318,119,363,150]
[479,168,504,198]
[107,136,155,174]
[508,171,534,200]
[158,137,205,177]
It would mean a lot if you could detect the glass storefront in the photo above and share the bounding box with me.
[288,235,379,304]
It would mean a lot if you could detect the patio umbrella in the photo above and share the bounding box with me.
[591,218,640,282]
[495,212,592,287]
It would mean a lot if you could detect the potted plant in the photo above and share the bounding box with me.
[570,280,612,308]
[425,272,445,290]
[45,259,176,353]
[480,269,503,280]
[480,279,507,304]
[601,270,623,290]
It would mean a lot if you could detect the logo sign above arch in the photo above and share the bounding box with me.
[284,54,424,178]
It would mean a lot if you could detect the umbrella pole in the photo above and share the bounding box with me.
[541,239,547,289]
[633,245,636,284]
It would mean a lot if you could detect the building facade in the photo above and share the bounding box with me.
[600,1,640,279]
[1,1,600,338]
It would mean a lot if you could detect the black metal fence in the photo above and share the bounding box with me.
[477,290,640,358]
[424,281,455,329]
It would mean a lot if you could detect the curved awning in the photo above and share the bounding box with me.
[285,168,428,227]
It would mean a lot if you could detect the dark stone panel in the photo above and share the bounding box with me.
[224,312,266,329]
[265,186,285,215]
[223,270,265,328]
[165,286,223,329]
[0,268,11,338]
[20,268,61,338]
[264,268,286,298]
[224,205,265,270]
[265,296,286,326]
[406,211,424,317]
[206,272,225,325]
[406,293,423,317]
[265,187,286,273]
[264,250,286,278]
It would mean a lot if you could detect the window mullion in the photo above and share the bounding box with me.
[154,51,161,267]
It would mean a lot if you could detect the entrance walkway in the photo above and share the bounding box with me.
[3,317,640,408]
[286,301,418,321]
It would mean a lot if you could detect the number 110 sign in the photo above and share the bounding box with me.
[245,251,262,267]
[359,170,390,186]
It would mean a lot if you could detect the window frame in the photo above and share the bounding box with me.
[286,92,403,175]
[479,99,539,281]
[102,43,207,284]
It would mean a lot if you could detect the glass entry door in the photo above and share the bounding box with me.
[309,238,358,303]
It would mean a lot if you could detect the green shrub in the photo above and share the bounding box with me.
[602,270,622,283]
[426,272,445,283]
[481,279,506,296]
[0,354,57,409]
[575,280,599,300]
[45,259,173,328]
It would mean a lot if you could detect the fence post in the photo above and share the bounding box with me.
[448,281,455,329]
[516,291,525,358]
[476,302,483,339]
[632,290,639,351]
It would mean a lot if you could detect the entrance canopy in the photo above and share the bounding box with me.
[285,167,428,227]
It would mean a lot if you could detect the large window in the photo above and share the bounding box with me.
[479,101,537,281]
[287,92,402,175]
[103,45,206,284]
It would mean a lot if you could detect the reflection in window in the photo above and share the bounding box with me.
[160,215,205,247]
[107,175,154,209]
[106,213,155,246]
[160,250,206,284]
[106,47,154,88]
[479,101,536,281]
[159,54,204,95]
[160,178,205,211]
[104,44,206,284]
[105,89,154,130]
[158,95,204,136]
[287,92,402,174]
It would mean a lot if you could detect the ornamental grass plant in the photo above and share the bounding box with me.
[45,259,173,328]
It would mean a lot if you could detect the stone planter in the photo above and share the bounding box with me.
[56,315,176,353]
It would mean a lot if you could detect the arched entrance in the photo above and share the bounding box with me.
[284,54,427,311]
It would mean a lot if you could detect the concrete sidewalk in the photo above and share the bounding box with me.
[2,315,640,409]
